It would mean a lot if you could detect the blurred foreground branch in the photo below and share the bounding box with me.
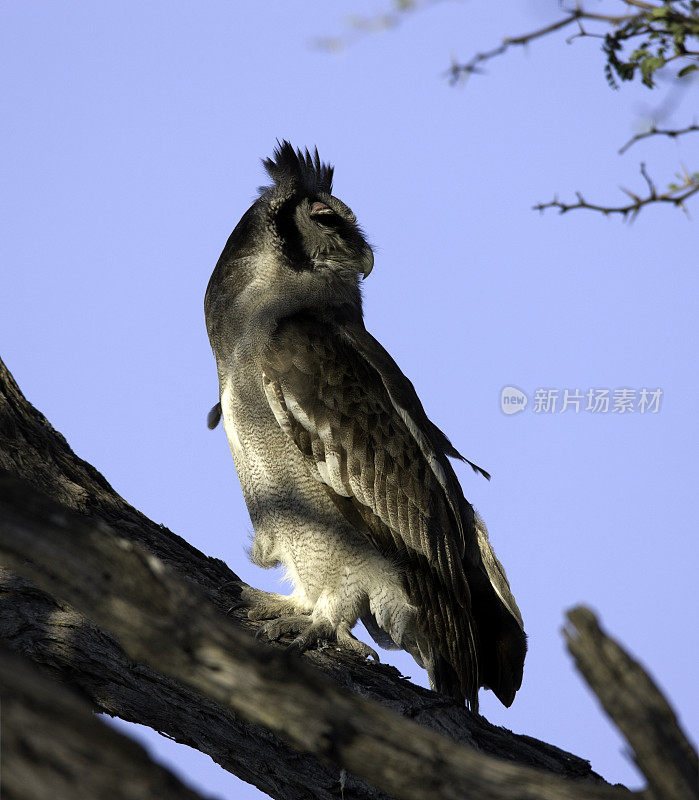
[565,608,699,800]
[0,354,695,800]
[0,647,214,800]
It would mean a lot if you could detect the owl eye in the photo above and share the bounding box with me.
[309,201,336,220]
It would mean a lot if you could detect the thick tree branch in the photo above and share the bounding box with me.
[0,470,628,800]
[2,355,694,799]
[565,608,699,800]
[0,646,215,800]
[0,355,615,799]
[0,362,624,800]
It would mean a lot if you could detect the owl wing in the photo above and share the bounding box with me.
[345,323,525,643]
[261,311,525,708]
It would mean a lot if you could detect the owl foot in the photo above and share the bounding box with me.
[255,614,379,662]
[236,587,307,621]
[255,614,316,643]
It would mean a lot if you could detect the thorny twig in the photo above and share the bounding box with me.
[446,7,641,83]
[534,162,699,219]
[618,122,699,152]
[446,1,699,218]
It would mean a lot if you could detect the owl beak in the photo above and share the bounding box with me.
[361,250,374,279]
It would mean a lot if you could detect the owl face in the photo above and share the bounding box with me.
[268,189,374,279]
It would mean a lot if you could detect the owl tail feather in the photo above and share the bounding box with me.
[207,402,222,429]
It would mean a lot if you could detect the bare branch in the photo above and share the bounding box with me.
[621,1,657,11]
[565,607,699,800]
[447,8,641,83]
[313,0,444,53]
[444,1,699,216]
[534,163,699,219]
[0,647,215,800]
[618,123,699,154]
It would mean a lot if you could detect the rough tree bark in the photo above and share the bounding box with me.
[0,356,695,800]
[0,645,216,800]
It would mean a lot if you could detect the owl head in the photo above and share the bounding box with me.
[259,141,373,280]
[216,142,374,283]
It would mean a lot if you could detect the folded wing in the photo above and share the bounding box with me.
[262,311,525,708]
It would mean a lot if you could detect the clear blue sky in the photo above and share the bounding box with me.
[1,2,696,797]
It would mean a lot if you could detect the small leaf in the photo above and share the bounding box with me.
[678,64,699,78]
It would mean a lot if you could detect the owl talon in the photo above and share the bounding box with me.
[337,621,380,662]
[284,619,334,654]
[343,638,380,662]
[285,636,309,655]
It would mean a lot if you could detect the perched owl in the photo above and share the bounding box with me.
[205,142,526,710]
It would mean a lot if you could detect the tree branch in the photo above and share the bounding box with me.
[442,1,699,218]
[618,122,699,153]
[0,354,615,799]
[2,355,695,799]
[565,608,699,800]
[0,470,632,800]
[534,162,699,219]
[446,8,640,83]
[0,646,215,800]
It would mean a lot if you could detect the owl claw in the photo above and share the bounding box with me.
[336,621,380,662]
[284,619,334,654]
[285,636,312,655]
[340,637,380,662]
[254,615,379,662]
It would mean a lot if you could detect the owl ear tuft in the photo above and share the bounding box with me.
[261,140,334,195]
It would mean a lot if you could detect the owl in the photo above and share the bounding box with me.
[205,142,526,710]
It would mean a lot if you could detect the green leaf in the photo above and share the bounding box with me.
[678,63,699,78]
[640,55,666,86]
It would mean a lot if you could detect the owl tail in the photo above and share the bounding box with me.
[423,647,478,712]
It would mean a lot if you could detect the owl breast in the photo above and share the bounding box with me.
[218,362,415,642]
